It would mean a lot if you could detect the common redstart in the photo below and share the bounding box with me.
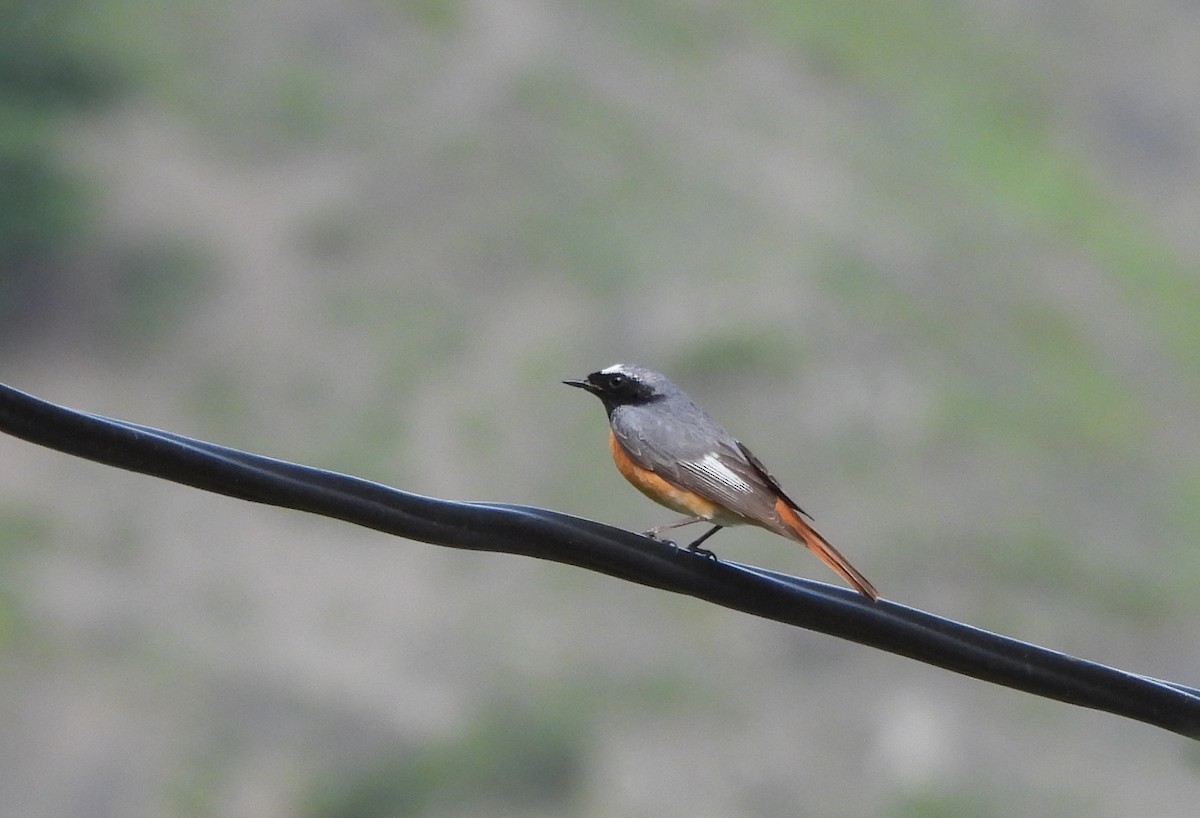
[565,363,880,600]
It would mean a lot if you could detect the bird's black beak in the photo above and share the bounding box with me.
[562,377,596,393]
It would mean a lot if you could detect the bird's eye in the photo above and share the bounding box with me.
[608,374,625,388]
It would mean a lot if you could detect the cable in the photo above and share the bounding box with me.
[1,381,1197,738]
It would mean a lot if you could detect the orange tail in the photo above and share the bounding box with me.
[774,500,880,601]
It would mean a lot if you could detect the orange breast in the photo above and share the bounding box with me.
[608,430,719,519]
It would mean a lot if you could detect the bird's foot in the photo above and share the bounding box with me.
[687,542,718,560]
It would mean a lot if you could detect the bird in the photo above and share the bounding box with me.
[564,363,879,600]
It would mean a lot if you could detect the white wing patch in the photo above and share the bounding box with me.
[683,453,755,494]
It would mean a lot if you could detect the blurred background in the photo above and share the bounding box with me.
[3,0,1200,815]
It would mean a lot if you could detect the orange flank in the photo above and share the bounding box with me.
[774,499,880,601]
[608,431,719,519]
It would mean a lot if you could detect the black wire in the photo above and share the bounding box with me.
[1,381,1198,739]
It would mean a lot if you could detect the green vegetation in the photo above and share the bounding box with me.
[0,505,52,648]
[890,787,999,818]
[0,1,125,326]
[306,695,588,818]
[751,0,1197,370]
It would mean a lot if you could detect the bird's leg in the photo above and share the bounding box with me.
[643,516,705,548]
[642,517,721,558]
[642,516,704,540]
[685,525,722,560]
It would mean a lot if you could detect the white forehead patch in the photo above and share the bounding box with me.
[683,453,755,494]
[600,363,633,375]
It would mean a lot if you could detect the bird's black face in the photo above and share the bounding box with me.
[563,365,661,413]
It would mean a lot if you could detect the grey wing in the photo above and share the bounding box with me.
[612,408,787,523]
[735,441,812,520]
